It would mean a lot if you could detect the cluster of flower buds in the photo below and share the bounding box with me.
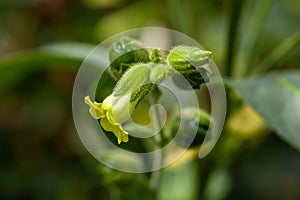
[85,37,212,144]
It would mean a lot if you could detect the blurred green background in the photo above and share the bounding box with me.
[0,0,300,199]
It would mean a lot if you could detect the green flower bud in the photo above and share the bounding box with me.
[150,64,167,84]
[108,37,150,79]
[149,48,162,63]
[171,108,211,148]
[167,46,212,89]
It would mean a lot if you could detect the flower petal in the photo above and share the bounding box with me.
[84,96,105,119]
[106,110,119,125]
[102,94,114,110]
[100,118,129,144]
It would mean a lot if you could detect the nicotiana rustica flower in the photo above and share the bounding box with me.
[85,39,213,144]
[84,94,130,144]
[85,63,163,144]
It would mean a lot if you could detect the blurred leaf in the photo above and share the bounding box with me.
[0,42,104,96]
[96,164,136,185]
[96,164,153,200]
[40,42,96,61]
[98,151,145,173]
[93,0,167,41]
[158,161,199,200]
[253,28,300,74]
[166,0,194,37]
[81,0,126,9]
[236,0,273,76]
[226,70,300,151]
[203,168,232,200]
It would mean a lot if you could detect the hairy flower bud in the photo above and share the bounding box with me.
[167,46,212,89]
[149,48,162,63]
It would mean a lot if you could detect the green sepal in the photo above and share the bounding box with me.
[130,83,154,106]
[108,37,150,79]
[150,64,167,84]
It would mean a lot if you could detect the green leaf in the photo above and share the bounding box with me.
[253,29,300,74]
[166,0,194,37]
[226,70,300,151]
[0,42,104,96]
[203,168,232,200]
[237,0,273,76]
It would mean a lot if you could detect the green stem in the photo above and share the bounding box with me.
[149,93,165,145]
[241,0,273,76]
[148,95,164,191]
[224,0,245,77]
[149,151,163,191]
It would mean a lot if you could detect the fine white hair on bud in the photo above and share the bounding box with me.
[167,46,212,89]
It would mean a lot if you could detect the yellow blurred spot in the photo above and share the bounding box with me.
[165,146,198,170]
[81,0,125,9]
[226,104,266,138]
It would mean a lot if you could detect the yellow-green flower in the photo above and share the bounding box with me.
[85,63,160,144]
[85,94,130,144]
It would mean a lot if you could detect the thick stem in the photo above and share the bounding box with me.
[148,95,164,192]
